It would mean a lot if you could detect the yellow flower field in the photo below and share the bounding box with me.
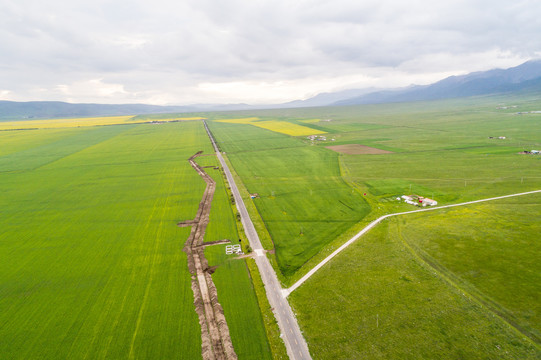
[217,117,326,136]
[215,117,260,124]
[253,120,326,136]
[0,116,206,130]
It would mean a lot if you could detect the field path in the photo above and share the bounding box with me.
[204,121,312,360]
[285,189,541,296]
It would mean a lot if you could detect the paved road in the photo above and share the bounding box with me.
[203,121,312,360]
[285,189,541,296]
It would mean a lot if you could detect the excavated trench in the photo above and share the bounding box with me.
[182,151,237,360]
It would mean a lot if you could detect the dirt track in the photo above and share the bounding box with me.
[183,151,237,360]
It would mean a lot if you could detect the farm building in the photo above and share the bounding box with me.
[401,195,437,207]
[420,198,438,206]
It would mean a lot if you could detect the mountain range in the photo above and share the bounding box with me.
[331,59,541,106]
[1,60,541,120]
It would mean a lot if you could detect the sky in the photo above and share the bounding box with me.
[1,0,540,105]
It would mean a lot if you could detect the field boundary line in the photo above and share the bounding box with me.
[285,189,541,296]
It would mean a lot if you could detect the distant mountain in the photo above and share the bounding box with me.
[0,101,258,121]
[332,60,541,106]
[280,88,380,108]
[0,101,193,120]
[3,60,541,119]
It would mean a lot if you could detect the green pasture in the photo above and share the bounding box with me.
[394,194,541,344]
[288,192,541,358]
[207,95,541,280]
[0,121,270,359]
[206,94,541,358]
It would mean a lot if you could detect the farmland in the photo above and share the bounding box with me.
[217,117,327,136]
[208,119,370,277]
[288,202,540,359]
[0,120,270,359]
[2,93,541,359]
[204,94,541,358]
[0,115,204,130]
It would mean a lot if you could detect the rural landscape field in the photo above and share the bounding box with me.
[0,120,271,359]
[4,0,541,358]
[207,94,541,358]
[2,92,539,359]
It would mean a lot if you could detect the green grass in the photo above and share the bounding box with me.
[0,121,271,359]
[204,96,538,282]
[289,221,539,359]
[394,194,541,343]
[206,94,541,358]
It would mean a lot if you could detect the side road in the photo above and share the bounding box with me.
[284,189,541,296]
[203,121,312,360]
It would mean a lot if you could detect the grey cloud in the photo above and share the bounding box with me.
[1,0,540,104]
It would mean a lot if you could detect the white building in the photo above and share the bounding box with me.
[421,198,438,206]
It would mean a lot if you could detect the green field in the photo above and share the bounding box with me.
[289,208,539,359]
[207,120,370,277]
[204,95,541,358]
[395,194,541,344]
[0,121,270,359]
[2,93,541,359]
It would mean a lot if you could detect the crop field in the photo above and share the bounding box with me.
[217,117,327,136]
[0,121,269,359]
[0,115,205,130]
[208,120,370,277]
[205,94,541,358]
[2,93,540,359]
[208,96,541,281]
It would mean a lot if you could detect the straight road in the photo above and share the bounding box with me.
[285,189,541,296]
[203,121,312,360]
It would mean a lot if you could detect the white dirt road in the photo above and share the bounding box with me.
[284,189,541,296]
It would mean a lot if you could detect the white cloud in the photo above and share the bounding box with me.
[1,0,540,104]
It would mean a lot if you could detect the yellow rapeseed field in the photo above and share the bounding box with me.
[0,116,138,130]
[215,117,260,124]
[174,117,207,121]
[217,117,326,136]
[0,116,207,130]
[252,120,326,136]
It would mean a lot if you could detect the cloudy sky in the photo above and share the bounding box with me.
[1,0,540,105]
